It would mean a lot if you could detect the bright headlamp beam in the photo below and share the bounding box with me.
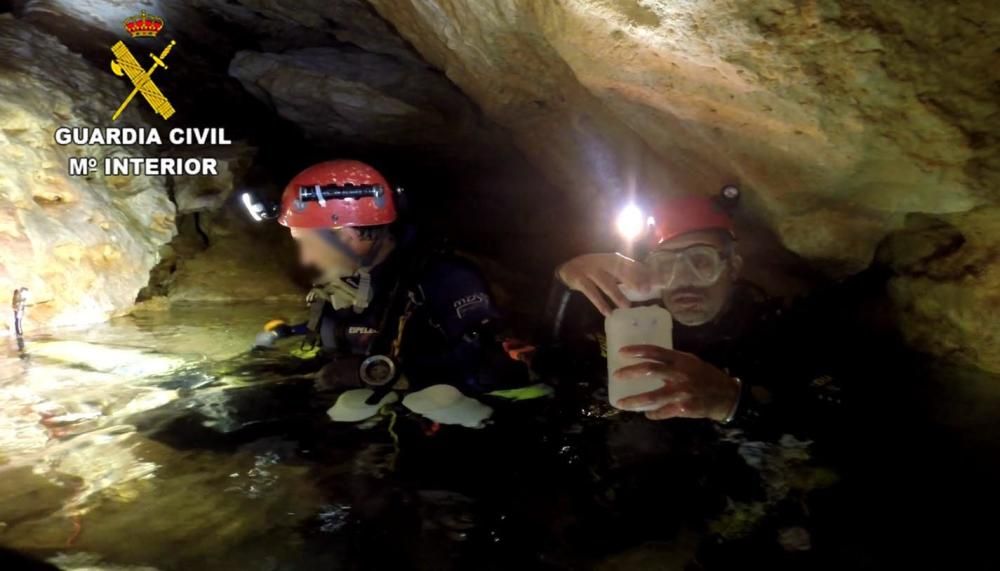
[615,203,645,241]
[241,192,263,222]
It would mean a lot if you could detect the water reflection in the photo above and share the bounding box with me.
[2,302,998,569]
[0,302,330,569]
[3,302,558,569]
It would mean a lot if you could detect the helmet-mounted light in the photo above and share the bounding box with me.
[296,184,387,208]
[241,191,279,222]
[242,183,390,224]
[615,203,652,243]
[619,185,742,247]
[719,185,741,209]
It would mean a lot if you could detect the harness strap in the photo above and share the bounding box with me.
[303,299,326,350]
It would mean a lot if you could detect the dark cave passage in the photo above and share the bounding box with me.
[0,2,998,570]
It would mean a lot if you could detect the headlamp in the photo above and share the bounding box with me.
[719,185,741,211]
[241,192,279,222]
[615,203,653,242]
[297,183,386,208]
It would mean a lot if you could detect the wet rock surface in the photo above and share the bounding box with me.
[4,0,566,323]
[228,47,505,162]
[148,206,305,303]
[0,16,176,330]
[170,143,254,215]
[879,205,1000,373]
[367,0,998,274]
[0,3,996,367]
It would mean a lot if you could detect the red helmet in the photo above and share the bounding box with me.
[650,194,735,245]
[278,160,397,229]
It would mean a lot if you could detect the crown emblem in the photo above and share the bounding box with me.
[123,11,164,38]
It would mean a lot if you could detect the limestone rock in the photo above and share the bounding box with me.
[0,17,175,331]
[879,206,1000,374]
[366,0,998,274]
[171,143,255,214]
[192,0,419,59]
[0,466,75,524]
[229,46,502,161]
[2,0,996,375]
[163,204,305,303]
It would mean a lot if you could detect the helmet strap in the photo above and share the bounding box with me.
[318,227,389,268]
[318,228,363,266]
[316,228,391,313]
[360,230,387,269]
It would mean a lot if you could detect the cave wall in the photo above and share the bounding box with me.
[366,0,998,274]
[0,0,996,373]
[147,144,307,304]
[0,15,175,330]
[879,205,1000,374]
[363,0,1000,370]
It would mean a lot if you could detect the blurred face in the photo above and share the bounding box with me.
[289,227,371,276]
[646,230,741,326]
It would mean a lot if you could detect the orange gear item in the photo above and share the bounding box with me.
[502,338,536,363]
[650,195,735,245]
[263,319,288,332]
[278,160,397,229]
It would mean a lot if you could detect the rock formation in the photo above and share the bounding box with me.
[0,16,175,330]
[366,0,997,274]
[362,0,1000,371]
[0,0,996,373]
[880,206,1000,373]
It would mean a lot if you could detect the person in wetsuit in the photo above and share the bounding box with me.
[543,193,846,433]
[529,193,857,567]
[265,159,528,395]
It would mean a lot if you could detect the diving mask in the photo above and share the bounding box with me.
[646,244,728,288]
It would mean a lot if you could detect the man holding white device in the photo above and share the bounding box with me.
[535,190,851,567]
[549,191,843,429]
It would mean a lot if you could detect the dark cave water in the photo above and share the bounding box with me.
[1,303,998,570]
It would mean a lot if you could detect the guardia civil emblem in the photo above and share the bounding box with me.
[109,11,177,121]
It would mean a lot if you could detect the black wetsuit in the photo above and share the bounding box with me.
[530,279,855,567]
[538,279,848,438]
[313,236,529,394]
